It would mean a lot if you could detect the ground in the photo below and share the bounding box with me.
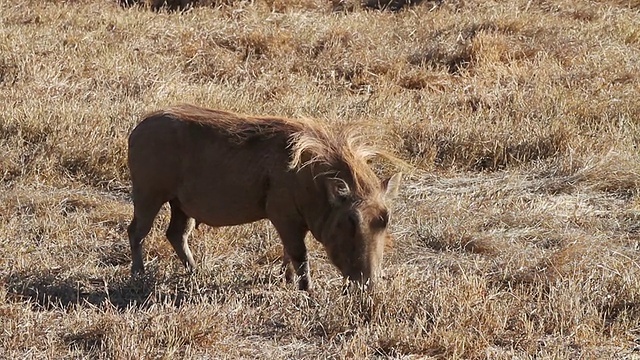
[1,0,640,358]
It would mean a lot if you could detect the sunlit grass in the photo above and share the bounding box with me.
[1,0,639,358]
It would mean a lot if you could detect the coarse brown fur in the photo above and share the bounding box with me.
[127,104,402,291]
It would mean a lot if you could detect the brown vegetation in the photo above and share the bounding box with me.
[1,0,639,358]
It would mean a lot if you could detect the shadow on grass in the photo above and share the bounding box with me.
[2,263,269,312]
[63,325,109,357]
[4,240,293,312]
[3,269,165,312]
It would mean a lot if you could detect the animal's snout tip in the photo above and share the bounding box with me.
[341,275,375,295]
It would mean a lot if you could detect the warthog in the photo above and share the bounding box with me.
[127,104,402,291]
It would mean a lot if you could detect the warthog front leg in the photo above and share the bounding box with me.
[282,250,294,284]
[271,219,310,291]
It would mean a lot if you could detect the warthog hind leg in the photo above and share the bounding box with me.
[166,200,197,272]
[128,197,163,275]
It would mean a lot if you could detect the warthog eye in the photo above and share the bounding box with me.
[346,212,358,237]
[348,212,358,226]
[372,211,389,229]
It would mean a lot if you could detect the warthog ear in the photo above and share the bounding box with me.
[382,172,402,201]
[326,177,351,207]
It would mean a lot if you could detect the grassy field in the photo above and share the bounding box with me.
[1,0,640,358]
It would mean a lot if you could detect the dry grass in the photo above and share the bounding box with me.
[1,0,640,358]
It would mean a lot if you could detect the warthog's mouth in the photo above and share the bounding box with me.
[341,275,374,295]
